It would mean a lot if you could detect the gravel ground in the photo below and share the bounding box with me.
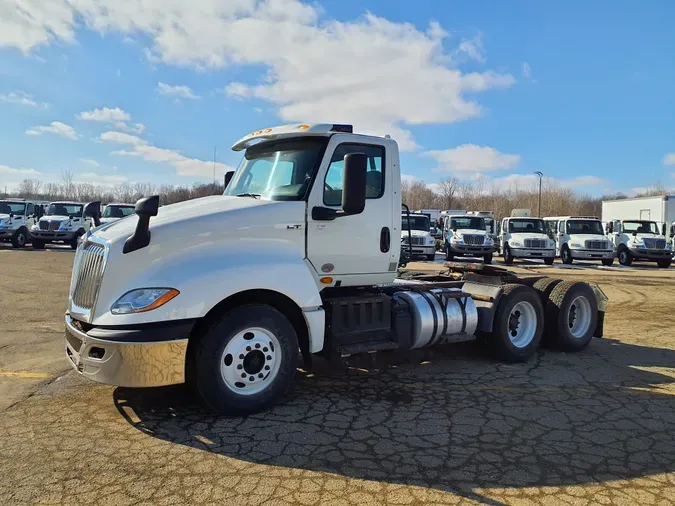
[1,247,674,505]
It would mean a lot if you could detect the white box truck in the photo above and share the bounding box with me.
[65,123,608,415]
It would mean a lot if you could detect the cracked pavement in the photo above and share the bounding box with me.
[1,250,674,505]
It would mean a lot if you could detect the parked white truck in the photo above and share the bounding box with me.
[100,203,136,224]
[442,213,494,263]
[544,216,615,266]
[401,213,437,260]
[65,123,607,415]
[31,201,92,249]
[499,216,556,265]
[0,199,45,248]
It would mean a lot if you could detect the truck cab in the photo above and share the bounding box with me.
[0,199,44,248]
[100,203,136,224]
[499,217,556,265]
[401,213,437,261]
[544,216,615,266]
[607,219,673,268]
[32,201,92,249]
[64,123,607,415]
[442,214,494,263]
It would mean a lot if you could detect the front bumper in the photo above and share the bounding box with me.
[0,229,18,239]
[403,243,436,256]
[570,249,615,260]
[448,244,494,256]
[65,314,192,387]
[510,247,555,258]
[32,230,77,241]
[628,248,674,260]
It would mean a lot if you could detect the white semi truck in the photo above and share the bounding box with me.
[499,216,556,265]
[544,216,616,266]
[100,203,136,224]
[31,201,93,249]
[0,199,45,248]
[65,123,608,415]
[442,213,494,263]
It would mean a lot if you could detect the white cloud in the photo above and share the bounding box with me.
[25,121,79,140]
[0,164,41,176]
[0,1,515,152]
[522,62,532,80]
[80,158,101,167]
[77,106,145,133]
[100,130,234,178]
[454,34,485,63]
[663,153,675,166]
[78,172,129,184]
[0,90,46,107]
[491,173,608,191]
[426,144,520,173]
[157,82,200,101]
[401,174,419,183]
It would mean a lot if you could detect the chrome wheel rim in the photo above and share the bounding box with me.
[17,233,25,246]
[507,301,537,348]
[220,327,282,396]
[619,251,627,263]
[568,296,592,338]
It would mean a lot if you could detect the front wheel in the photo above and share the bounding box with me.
[618,247,632,266]
[32,239,45,249]
[561,246,573,265]
[426,254,436,261]
[193,304,299,415]
[601,258,614,267]
[483,253,493,264]
[544,257,554,266]
[70,229,85,250]
[657,259,672,268]
[445,242,454,261]
[503,245,514,265]
[12,229,27,248]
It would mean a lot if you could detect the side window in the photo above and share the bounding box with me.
[560,221,566,235]
[26,203,35,216]
[502,219,508,234]
[323,144,385,206]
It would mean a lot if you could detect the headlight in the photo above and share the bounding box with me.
[570,243,582,248]
[111,288,180,314]
[511,240,522,247]
[451,236,464,244]
[427,236,435,245]
[484,236,493,244]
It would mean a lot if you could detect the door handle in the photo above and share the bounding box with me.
[380,227,390,253]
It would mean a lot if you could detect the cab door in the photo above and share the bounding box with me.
[25,203,36,229]
[306,136,395,282]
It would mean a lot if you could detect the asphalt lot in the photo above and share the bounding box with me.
[1,246,675,505]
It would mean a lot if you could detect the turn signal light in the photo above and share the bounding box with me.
[320,277,333,284]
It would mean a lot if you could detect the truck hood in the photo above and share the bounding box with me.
[100,217,123,224]
[451,228,487,237]
[568,234,609,243]
[401,229,431,239]
[92,195,305,250]
[509,232,550,241]
[40,215,71,222]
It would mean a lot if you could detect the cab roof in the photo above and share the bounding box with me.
[50,201,84,205]
[106,203,135,207]
[544,216,599,220]
[232,123,384,152]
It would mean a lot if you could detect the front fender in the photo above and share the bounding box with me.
[91,239,322,326]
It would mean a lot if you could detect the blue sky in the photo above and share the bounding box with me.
[1,0,674,195]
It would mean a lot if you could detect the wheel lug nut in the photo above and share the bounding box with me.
[239,354,244,359]
[255,343,260,348]
[249,376,255,382]
[258,373,263,378]
[263,347,268,352]
[246,346,251,352]
[265,365,270,371]
[237,364,242,370]
[266,355,272,360]
[241,373,246,378]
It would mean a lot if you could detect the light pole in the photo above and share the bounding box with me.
[534,171,543,217]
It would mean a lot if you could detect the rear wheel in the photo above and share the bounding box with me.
[480,284,544,362]
[657,259,672,268]
[618,247,632,266]
[503,245,514,265]
[11,229,27,248]
[544,256,554,266]
[32,239,45,249]
[545,281,598,352]
[193,304,299,415]
[601,258,614,267]
[561,246,573,265]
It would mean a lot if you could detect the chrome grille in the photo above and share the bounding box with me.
[524,238,547,248]
[464,234,484,246]
[39,221,49,230]
[49,221,61,231]
[402,236,424,245]
[585,240,609,250]
[70,242,106,311]
[643,238,666,250]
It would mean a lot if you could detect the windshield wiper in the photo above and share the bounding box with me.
[236,193,261,199]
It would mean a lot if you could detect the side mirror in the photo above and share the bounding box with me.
[224,171,234,189]
[452,227,458,233]
[8,212,13,219]
[123,195,160,254]
[607,222,613,234]
[341,153,367,216]
[632,231,637,237]
[83,201,102,227]
[661,223,666,236]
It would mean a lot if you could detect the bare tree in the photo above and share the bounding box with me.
[435,177,459,210]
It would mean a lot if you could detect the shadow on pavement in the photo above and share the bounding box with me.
[114,339,675,501]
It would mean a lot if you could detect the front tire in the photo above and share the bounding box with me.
[618,247,632,266]
[480,284,544,362]
[426,254,436,261]
[544,256,554,266]
[71,229,85,250]
[193,304,299,415]
[503,245,514,265]
[445,241,454,261]
[11,229,27,248]
[545,281,598,352]
[601,258,614,267]
[657,259,672,268]
[561,246,573,265]
[483,253,493,264]
[32,239,45,249]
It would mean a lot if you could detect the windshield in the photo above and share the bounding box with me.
[509,219,546,234]
[567,220,604,235]
[0,202,26,215]
[450,217,486,230]
[48,203,83,217]
[623,220,659,234]
[224,138,327,201]
[402,216,430,231]
[103,205,135,218]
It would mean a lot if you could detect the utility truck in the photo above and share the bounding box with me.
[65,123,608,415]
[32,201,92,249]
[401,213,437,260]
[499,215,556,265]
[544,216,615,266]
[442,213,494,263]
[100,203,136,224]
[0,199,45,248]
[605,219,672,267]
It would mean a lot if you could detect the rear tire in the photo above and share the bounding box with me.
[32,239,45,249]
[618,247,632,266]
[601,258,614,267]
[503,245,514,265]
[544,256,554,266]
[545,281,598,352]
[483,253,493,264]
[480,284,544,362]
[193,304,299,415]
[11,229,27,248]
[561,246,573,265]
